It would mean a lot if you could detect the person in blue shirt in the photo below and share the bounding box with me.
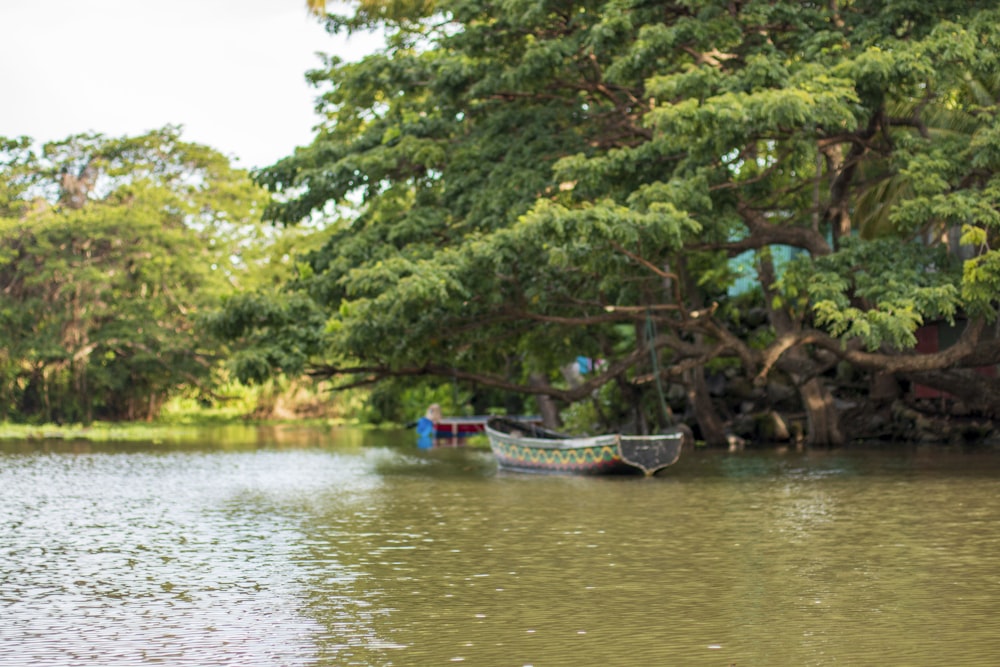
[415,404,441,449]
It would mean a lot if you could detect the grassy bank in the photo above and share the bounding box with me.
[0,387,369,442]
[0,416,395,443]
[0,422,204,442]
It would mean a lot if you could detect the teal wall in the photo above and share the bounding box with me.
[726,245,805,297]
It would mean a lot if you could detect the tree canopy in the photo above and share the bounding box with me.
[0,127,270,422]
[220,0,1000,444]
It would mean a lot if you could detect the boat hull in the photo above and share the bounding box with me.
[485,419,683,476]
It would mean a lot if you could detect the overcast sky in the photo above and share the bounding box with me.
[0,0,380,169]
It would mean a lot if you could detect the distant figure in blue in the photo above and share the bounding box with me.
[416,403,441,449]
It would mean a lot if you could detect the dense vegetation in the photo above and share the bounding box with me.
[210,0,1000,444]
[5,1,1000,445]
[0,128,272,422]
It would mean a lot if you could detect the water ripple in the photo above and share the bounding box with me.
[0,447,379,666]
[3,440,1000,666]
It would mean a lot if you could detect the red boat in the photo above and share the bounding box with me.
[416,405,541,442]
[432,415,493,438]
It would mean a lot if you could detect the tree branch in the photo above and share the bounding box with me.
[735,199,833,257]
[755,318,1000,381]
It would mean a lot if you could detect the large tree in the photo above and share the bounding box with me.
[225,0,1000,443]
[0,127,269,422]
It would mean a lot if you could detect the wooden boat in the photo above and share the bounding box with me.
[484,416,684,477]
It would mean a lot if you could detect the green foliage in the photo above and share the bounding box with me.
[800,238,960,350]
[204,290,329,383]
[962,250,1000,317]
[217,0,1000,417]
[0,128,271,422]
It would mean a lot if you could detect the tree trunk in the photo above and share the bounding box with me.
[530,373,562,429]
[757,250,845,446]
[870,371,900,403]
[902,369,1000,418]
[674,257,727,445]
[798,374,844,446]
[685,367,728,446]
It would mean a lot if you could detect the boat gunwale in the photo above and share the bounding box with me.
[485,420,685,451]
[485,425,620,450]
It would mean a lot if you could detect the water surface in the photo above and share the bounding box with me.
[2,429,999,666]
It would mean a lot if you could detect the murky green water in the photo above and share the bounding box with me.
[2,427,999,666]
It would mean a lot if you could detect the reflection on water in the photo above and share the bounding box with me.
[2,433,1000,666]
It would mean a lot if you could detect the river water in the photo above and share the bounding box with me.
[2,427,999,666]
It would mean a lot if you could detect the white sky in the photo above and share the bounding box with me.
[0,0,381,170]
